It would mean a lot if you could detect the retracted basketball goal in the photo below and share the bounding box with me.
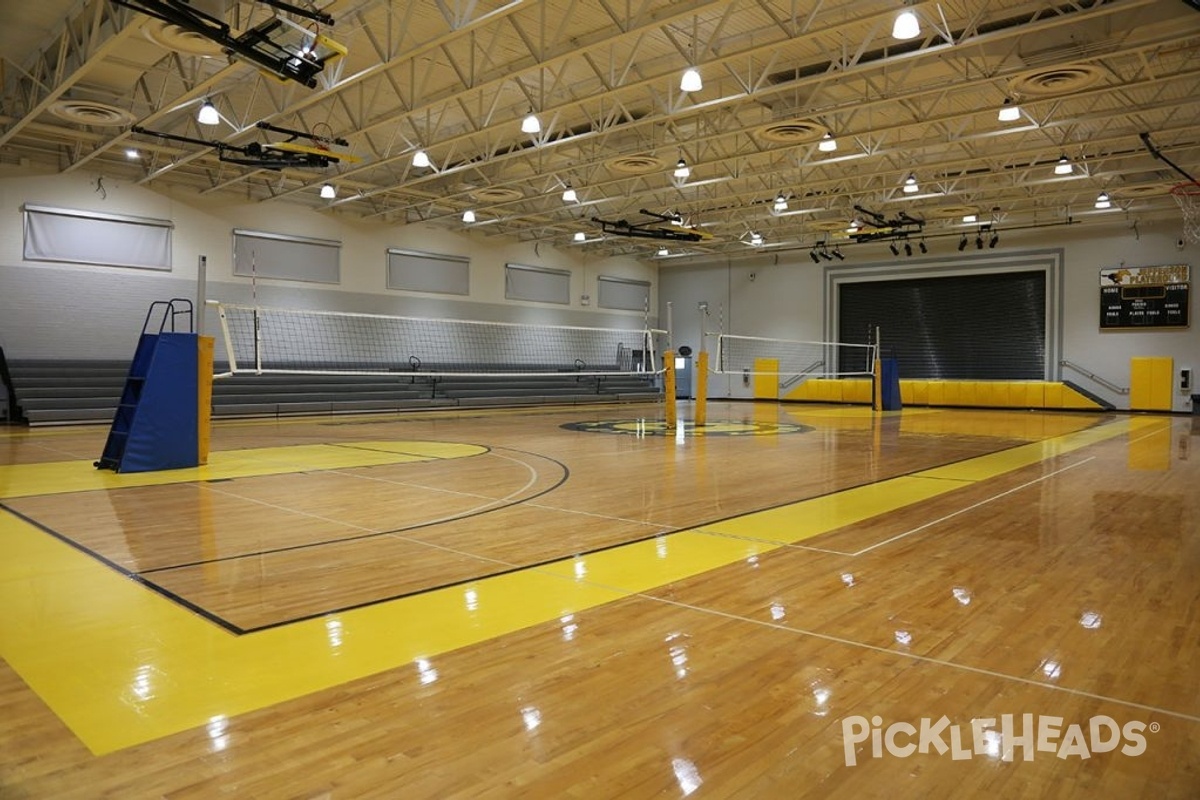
[1171,182,1200,245]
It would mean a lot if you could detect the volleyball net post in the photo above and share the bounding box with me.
[873,327,902,411]
[695,302,710,427]
[663,349,677,427]
[872,326,883,412]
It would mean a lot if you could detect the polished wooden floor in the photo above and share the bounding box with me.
[1,401,1197,798]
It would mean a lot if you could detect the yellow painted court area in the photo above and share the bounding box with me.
[0,441,487,499]
[0,416,1139,754]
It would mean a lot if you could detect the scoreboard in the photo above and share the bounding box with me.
[1099,264,1190,330]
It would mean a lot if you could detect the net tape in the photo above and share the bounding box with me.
[212,302,665,377]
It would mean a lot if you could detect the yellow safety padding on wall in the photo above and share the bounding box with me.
[753,358,778,399]
[1129,357,1173,411]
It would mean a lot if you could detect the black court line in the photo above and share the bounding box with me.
[324,442,477,460]
[0,502,246,635]
[6,416,1122,637]
[136,444,567,575]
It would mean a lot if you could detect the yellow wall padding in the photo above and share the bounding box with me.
[753,358,778,400]
[663,350,676,427]
[1129,357,1174,411]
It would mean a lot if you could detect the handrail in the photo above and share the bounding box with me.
[141,298,195,335]
[1060,359,1128,394]
[780,359,825,390]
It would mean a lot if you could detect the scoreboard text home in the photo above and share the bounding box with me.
[1099,264,1190,330]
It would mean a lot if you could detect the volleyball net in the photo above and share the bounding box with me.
[712,333,877,381]
[209,301,667,378]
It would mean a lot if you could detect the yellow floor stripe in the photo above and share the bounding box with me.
[0,441,486,499]
[0,417,1142,755]
[702,475,959,544]
[0,512,624,753]
[537,531,766,595]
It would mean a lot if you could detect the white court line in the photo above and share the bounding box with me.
[851,457,1095,556]
[693,527,857,557]
[643,594,1200,725]
[195,448,544,544]
[524,500,678,529]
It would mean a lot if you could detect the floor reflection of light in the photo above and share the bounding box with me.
[841,573,856,587]
[656,537,669,559]
[665,631,689,680]
[952,587,972,606]
[671,757,703,796]
[573,559,588,579]
[1040,659,1062,680]
[464,588,479,611]
[520,706,542,732]
[747,555,760,569]
[1079,611,1102,629]
[812,686,832,717]
[130,665,155,702]
[416,658,439,685]
[769,602,786,621]
[980,728,1003,760]
[206,715,229,753]
[325,618,343,649]
[894,630,912,646]
[560,614,578,642]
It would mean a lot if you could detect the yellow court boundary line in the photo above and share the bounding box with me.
[0,416,1153,755]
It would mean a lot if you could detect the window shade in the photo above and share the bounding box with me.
[23,205,172,270]
[387,249,469,295]
[505,263,570,304]
[233,229,340,284]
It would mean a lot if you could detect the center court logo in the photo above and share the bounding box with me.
[841,714,1157,766]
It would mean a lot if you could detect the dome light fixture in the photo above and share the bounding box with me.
[1054,155,1073,175]
[1095,191,1112,209]
[197,99,219,125]
[998,98,1021,122]
[892,8,920,40]
[902,173,919,194]
[412,149,432,168]
[562,185,577,203]
[462,209,476,223]
[521,111,541,134]
[818,133,837,152]
[319,183,336,199]
[680,67,703,93]
[673,158,690,180]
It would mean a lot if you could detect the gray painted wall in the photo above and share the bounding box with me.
[0,171,657,362]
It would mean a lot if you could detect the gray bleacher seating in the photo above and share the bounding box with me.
[4,360,661,425]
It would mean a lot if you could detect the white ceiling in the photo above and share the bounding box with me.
[2,0,1199,262]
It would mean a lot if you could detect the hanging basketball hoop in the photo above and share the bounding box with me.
[1170,182,1200,244]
